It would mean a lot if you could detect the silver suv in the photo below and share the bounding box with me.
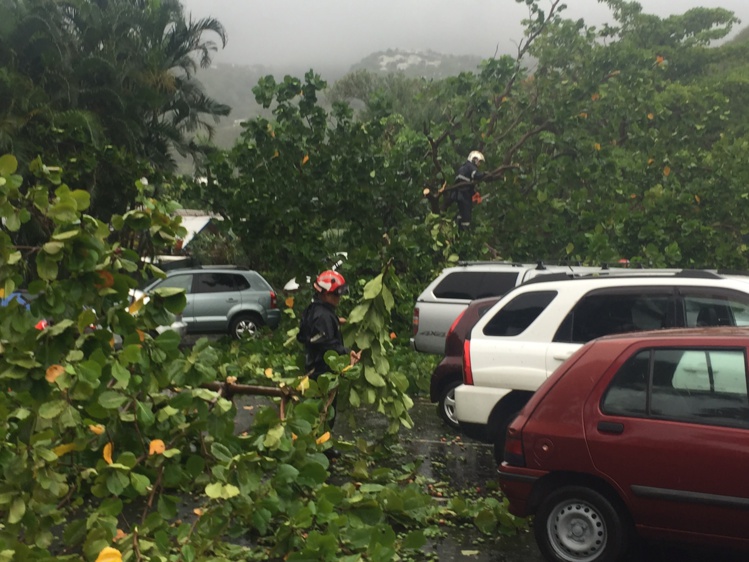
[143,267,280,338]
[411,262,623,355]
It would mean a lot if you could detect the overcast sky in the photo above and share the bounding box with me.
[180,0,749,69]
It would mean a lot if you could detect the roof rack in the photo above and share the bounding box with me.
[456,261,527,267]
[521,269,725,286]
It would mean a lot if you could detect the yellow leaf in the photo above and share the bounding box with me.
[114,529,127,541]
[136,329,145,342]
[296,376,309,393]
[0,289,4,298]
[656,55,665,65]
[285,296,295,308]
[53,443,76,457]
[663,166,671,177]
[578,112,588,119]
[594,143,601,151]
[128,296,146,314]
[301,154,310,166]
[89,424,105,435]
[422,188,430,196]
[95,547,122,562]
[194,508,204,517]
[226,376,237,384]
[647,113,654,120]
[103,442,113,465]
[264,367,273,378]
[291,433,298,441]
[591,93,600,101]
[647,158,655,165]
[341,364,352,373]
[695,194,701,204]
[272,150,279,159]
[149,439,166,455]
[45,364,65,383]
[316,432,331,445]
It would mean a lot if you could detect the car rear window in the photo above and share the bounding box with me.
[433,271,519,300]
[602,347,749,429]
[483,290,557,337]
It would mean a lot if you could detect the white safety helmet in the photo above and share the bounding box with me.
[468,151,485,164]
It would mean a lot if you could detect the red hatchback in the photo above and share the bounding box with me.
[499,327,749,562]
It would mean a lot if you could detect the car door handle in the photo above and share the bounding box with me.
[553,351,574,361]
[225,298,238,303]
[597,421,624,434]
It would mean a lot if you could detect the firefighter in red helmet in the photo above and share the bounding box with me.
[297,270,361,433]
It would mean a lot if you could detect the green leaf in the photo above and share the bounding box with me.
[364,366,386,387]
[42,241,64,255]
[402,530,426,549]
[130,473,151,495]
[155,329,181,350]
[70,190,91,211]
[136,401,155,426]
[98,391,128,409]
[0,154,18,175]
[38,400,66,420]
[363,274,383,299]
[8,497,25,524]
[52,229,80,240]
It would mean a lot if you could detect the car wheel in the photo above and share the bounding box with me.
[437,379,461,429]
[534,485,631,562]
[230,313,263,339]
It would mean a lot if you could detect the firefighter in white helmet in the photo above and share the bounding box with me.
[452,151,486,230]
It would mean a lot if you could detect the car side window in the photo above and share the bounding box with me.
[601,350,649,416]
[234,275,250,290]
[681,292,749,327]
[555,293,672,344]
[156,274,193,293]
[603,348,749,429]
[483,291,557,337]
[195,273,238,293]
[433,272,519,300]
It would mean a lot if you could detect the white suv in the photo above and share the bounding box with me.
[455,270,749,461]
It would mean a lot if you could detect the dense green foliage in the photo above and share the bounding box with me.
[0,0,229,220]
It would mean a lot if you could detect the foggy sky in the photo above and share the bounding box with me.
[180,0,749,69]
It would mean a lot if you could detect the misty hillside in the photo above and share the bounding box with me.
[350,49,483,78]
[194,49,484,152]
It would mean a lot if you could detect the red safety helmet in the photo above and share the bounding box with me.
[314,270,348,295]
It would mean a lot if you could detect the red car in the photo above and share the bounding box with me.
[499,327,749,562]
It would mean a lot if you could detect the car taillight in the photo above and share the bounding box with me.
[412,307,420,336]
[462,338,473,385]
[270,291,277,309]
[444,310,466,355]
[504,427,525,467]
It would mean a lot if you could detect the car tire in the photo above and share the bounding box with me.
[534,485,631,562]
[437,379,461,430]
[229,312,263,339]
